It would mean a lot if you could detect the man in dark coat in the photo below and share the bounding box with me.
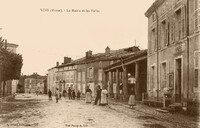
[68,87,72,100]
[48,89,52,100]
[94,85,102,105]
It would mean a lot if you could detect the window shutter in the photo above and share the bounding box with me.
[181,5,186,37]
[87,68,89,78]
[194,69,199,88]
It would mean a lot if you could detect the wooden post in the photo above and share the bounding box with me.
[135,62,139,100]
[108,71,113,98]
[123,66,128,101]
[116,69,119,99]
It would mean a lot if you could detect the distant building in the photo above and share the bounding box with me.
[24,73,47,94]
[145,0,200,112]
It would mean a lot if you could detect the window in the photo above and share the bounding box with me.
[181,6,186,37]
[171,16,175,43]
[78,72,81,82]
[160,62,167,89]
[87,67,94,78]
[82,72,85,82]
[98,69,103,81]
[151,28,156,53]
[71,71,74,80]
[194,0,199,31]
[194,51,200,88]
[161,20,168,47]
[150,65,156,90]
[152,13,156,22]
[175,9,181,40]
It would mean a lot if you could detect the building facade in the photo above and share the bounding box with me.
[145,0,200,111]
[24,73,47,94]
[47,46,141,97]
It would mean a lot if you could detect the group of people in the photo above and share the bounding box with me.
[47,83,136,108]
[48,87,81,103]
[85,85,108,106]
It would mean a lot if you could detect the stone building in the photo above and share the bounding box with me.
[145,0,200,112]
[47,66,58,95]
[24,73,47,94]
[47,46,141,97]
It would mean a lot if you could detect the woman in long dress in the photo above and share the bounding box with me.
[100,86,108,106]
[128,87,136,108]
[85,86,92,103]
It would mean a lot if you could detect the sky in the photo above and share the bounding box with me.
[0,0,155,76]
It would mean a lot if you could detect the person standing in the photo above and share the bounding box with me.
[94,85,102,105]
[128,87,136,108]
[48,89,52,100]
[63,89,67,98]
[59,91,62,100]
[119,83,123,101]
[100,86,108,106]
[55,88,59,103]
[72,90,76,100]
[68,87,72,100]
[77,90,81,100]
[85,86,92,103]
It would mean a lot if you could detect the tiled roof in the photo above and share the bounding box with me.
[52,46,141,69]
[71,46,140,65]
[104,49,147,71]
[26,73,47,79]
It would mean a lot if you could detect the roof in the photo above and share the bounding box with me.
[49,46,142,70]
[104,49,147,72]
[25,73,47,79]
[72,46,141,65]
[144,0,165,17]
[2,42,19,48]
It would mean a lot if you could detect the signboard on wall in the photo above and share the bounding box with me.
[174,43,185,56]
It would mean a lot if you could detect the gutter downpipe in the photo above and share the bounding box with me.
[155,5,159,101]
[186,0,189,109]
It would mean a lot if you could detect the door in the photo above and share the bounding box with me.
[175,58,182,102]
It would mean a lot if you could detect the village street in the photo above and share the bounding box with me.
[0,94,199,128]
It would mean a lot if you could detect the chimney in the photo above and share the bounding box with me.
[105,46,110,54]
[64,57,72,64]
[86,50,92,59]
[56,62,59,66]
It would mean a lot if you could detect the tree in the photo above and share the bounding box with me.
[0,40,23,96]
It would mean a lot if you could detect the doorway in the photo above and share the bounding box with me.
[175,58,182,103]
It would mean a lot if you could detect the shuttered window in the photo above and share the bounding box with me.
[194,0,200,31]
[194,51,200,88]
[150,65,156,90]
[181,6,186,37]
[98,69,103,81]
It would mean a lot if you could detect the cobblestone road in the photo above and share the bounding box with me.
[0,94,199,128]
